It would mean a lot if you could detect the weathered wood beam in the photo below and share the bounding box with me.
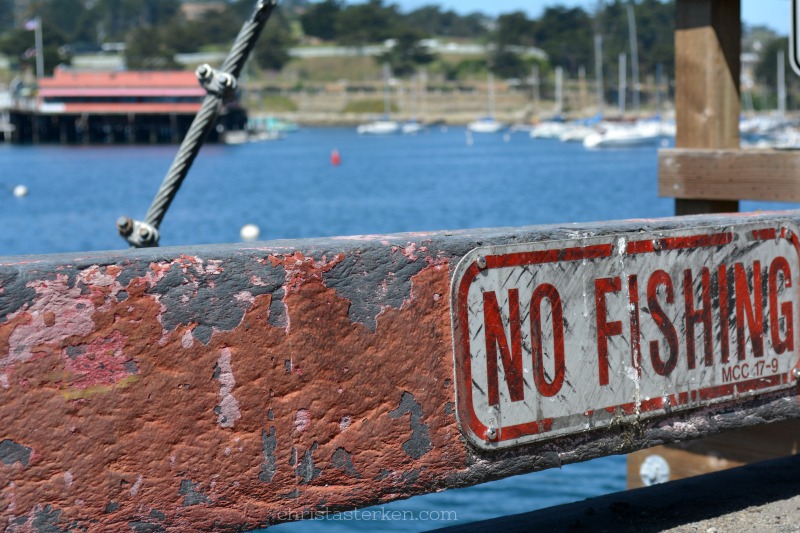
[2,212,800,531]
[659,149,800,203]
[674,0,741,215]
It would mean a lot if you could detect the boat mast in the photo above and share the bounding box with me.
[488,72,496,118]
[594,34,604,114]
[383,62,391,117]
[656,63,664,116]
[626,2,640,115]
[555,66,564,115]
[778,49,786,118]
[593,0,605,114]
[619,53,626,115]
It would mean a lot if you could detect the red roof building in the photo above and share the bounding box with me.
[38,68,205,114]
[11,67,245,143]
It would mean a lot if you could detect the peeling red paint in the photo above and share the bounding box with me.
[61,330,133,389]
[4,275,97,370]
[294,409,311,433]
[0,247,462,531]
[275,251,345,294]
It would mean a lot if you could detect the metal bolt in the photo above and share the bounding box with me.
[139,226,151,240]
[485,427,497,441]
[793,368,800,380]
[476,256,487,269]
[662,395,671,407]
[195,64,212,81]
[116,216,133,237]
[652,239,662,251]
[219,73,231,88]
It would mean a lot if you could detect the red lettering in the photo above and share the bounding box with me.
[595,277,622,386]
[483,290,524,406]
[734,262,764,360]
[769,256,794,354]
[722,366,734,382]
[648,270,679,376]
[628,275,642,377]
[718,264,731,363]
[684,267,713,368]
[530,284,566,397]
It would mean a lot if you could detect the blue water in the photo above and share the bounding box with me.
[0,127,678,255]
[1,128,795,530]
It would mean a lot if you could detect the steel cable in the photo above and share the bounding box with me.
[137,0,277,236]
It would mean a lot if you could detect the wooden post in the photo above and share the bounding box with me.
[673,0,740,215]
[632,0,800,489]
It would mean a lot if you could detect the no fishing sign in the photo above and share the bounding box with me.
[451,222,800,450]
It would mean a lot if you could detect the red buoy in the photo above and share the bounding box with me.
[330,149,341,166]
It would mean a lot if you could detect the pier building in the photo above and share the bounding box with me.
[8,67,246,144]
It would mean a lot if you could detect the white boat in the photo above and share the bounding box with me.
[357,119,400,135]
[530,121,567,139]
[222,128,282,145]
[582,122,662,149]
[357,63,400,135]
[401,119,424,135]
[467,116,504,133]
[559,125,595,142]
[468,73,504,133]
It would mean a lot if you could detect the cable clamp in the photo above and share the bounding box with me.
[196,64,238,102]
[116,216,160,248]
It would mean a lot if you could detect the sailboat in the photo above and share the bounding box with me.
[467,73,504,133]
[401,72,425,134]
[582,4,665,149]
[357,63,400,135]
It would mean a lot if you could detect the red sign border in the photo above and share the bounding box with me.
[452,224,800,449]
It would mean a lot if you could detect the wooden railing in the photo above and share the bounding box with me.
[2,212,800,530]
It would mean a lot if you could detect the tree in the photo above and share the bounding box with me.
[405,6,488,39]
[0,24,70,74]
[92,0,181,42]
[39,0,84,42]
[487,11,536,79]
[755,37,790,89]
[334,0,402,46]
[253,7,295,72]
[494,11,535,47]
[595,0,675,89]
[180,9,241,50]
[489,49,529,79]
[378,28,435,77]
[253,29,292,72]
[0,0,13,32]
[300,0,343,41]
[125,26,179,69]
[533,6,593,76]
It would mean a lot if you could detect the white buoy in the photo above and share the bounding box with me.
[12,185,28,198]
[240,223,260,242]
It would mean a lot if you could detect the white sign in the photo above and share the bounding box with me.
[451,222,800,450]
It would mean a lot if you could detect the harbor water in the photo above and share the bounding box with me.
[1,127,795,531]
